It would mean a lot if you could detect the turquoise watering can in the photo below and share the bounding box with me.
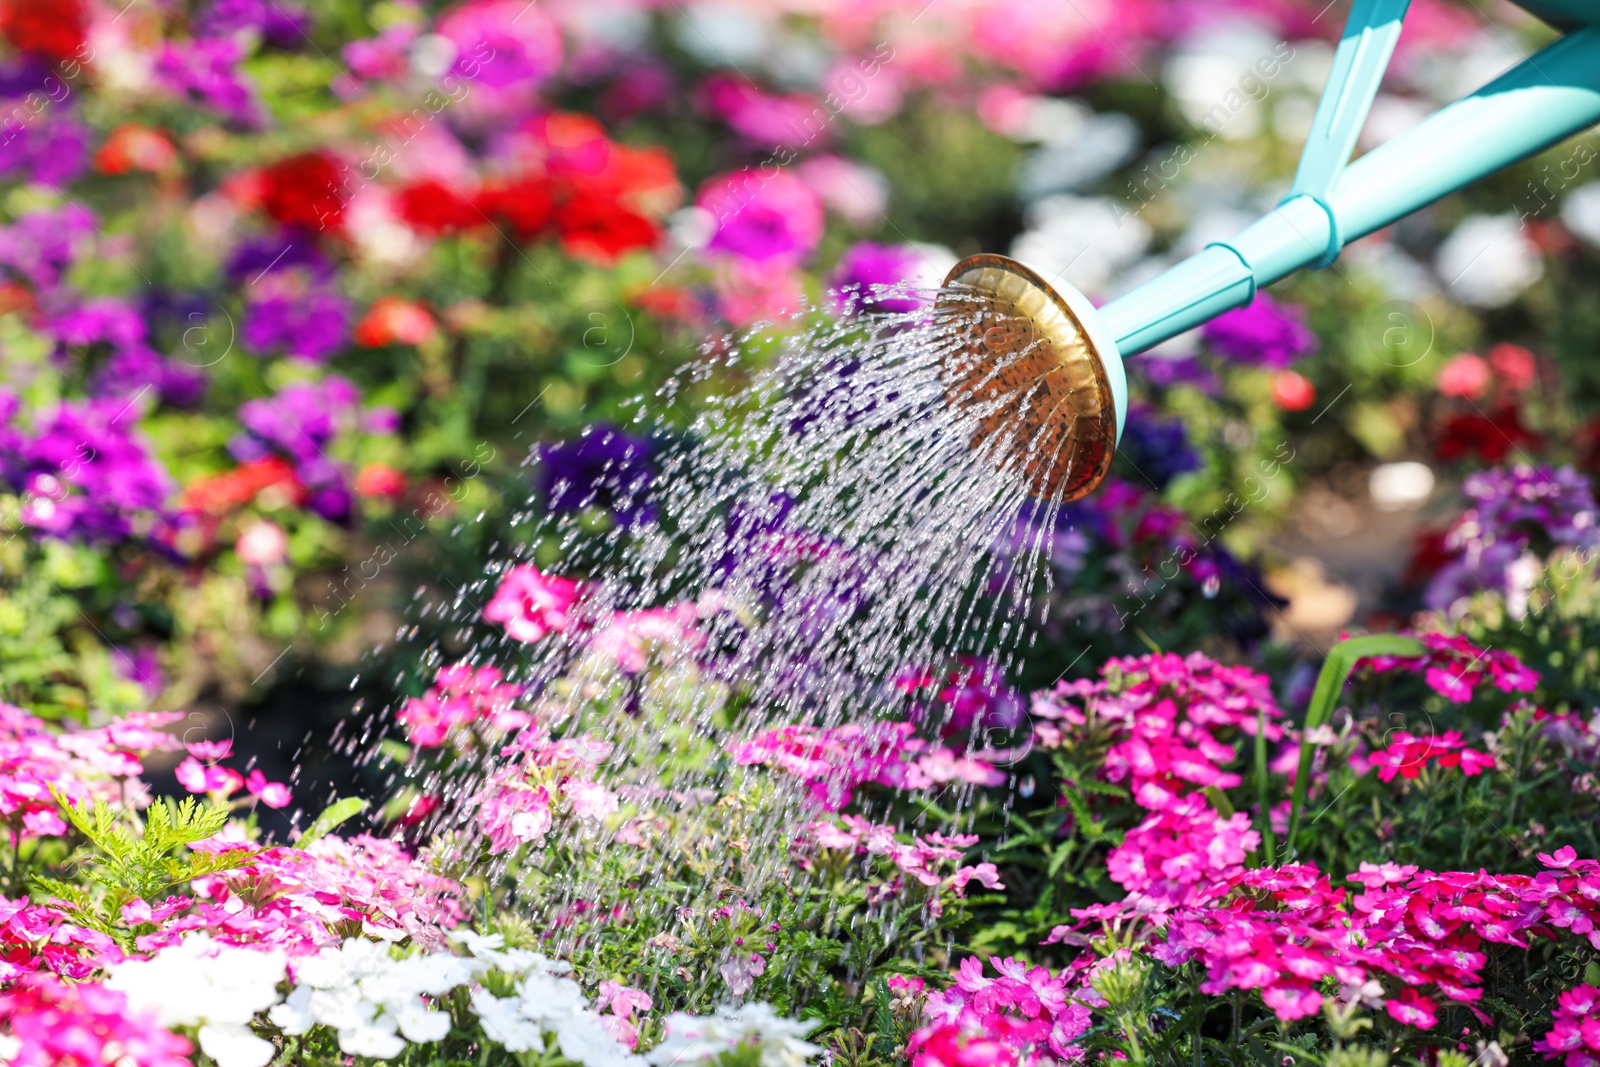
[936,0,1600,503]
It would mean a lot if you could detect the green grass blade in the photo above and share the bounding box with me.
[1285,635,1423,855]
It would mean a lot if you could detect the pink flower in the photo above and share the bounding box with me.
[477,774,553,854]
[1357,632,1538,703]
[564,780,618,821]
[483,564,580,643]
[173,755,243,796]
[590,604,703,674]
[711,258,807,327]
[0,974,192,1067]
[1541,846,1580,869]
[698,169,825,266]
[397,662,527,746]
[436,0,562,90]
[234,520,288,566]
[245,769,292,808]
[1367,731,1495,783]
[1261,983,1322,1020]
[1384,988,1439,1029]
[1436,352,1491,399]
[185,738,232,760]
[719,951,766,996]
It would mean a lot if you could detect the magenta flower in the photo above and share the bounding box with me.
[699,169,825,265]
[1356,630,1539,703]
[830,241,925,315]
[0,975,192,1067]
[1200,291,1318,367]
[245,770,292,809]
[1384,988,1438,1029]
[437,0,562,90]
[482,564,581,643]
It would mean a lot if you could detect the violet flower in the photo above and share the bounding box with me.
[1200,292,1318,367]
[536,425,657,525]
[829,242,924,316]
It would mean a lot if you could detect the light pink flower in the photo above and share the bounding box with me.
[483,564,581,643]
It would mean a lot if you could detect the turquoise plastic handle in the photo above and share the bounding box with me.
[1097,24,1600,356]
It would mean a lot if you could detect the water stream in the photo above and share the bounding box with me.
[346,283,1090,997]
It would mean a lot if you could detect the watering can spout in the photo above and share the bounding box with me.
[935,15,1600,503]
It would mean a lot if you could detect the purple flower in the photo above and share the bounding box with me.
[0,207,96,291]
[226,231,333,283]
[1118,405,1201,490]
[153,38,262,126]
[1200,292,1318,367]
[90,346,206,409]
[232,376,361,521]
[1425,464,1600,610]
[829,242,924,315]
[111,646,165,695]
[536,425,656,525]
[0,57,55,98]
[1139,354,1220,395]
[196,0,311,49]
[1,399,176,544]
[0,114,89,187]
[242,285,351,361]
[46,298,146,348]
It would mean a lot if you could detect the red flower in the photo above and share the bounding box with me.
[396,178,481,235]
[356,462,407,499]
[556,190,659,264]
[1433,403,1540,464]
[1271,370,1316,411]
[476,175,557,240]
[94,125,178,176]
[354,296,437,347]
[1488,341,1537,392]
[259,152,348,232]
[180,457,305,516]
[0,0,86,62]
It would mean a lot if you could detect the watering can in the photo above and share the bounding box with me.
[935,0,1600,502]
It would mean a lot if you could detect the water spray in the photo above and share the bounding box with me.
[936,0,1600,501]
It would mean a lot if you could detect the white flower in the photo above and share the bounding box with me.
[647,1003,820,1067]
[449,928,563,975]
[517,971,589,1021]
[1162,20,1283,141]
[1009,195,1150,296]
[340,1019,407,1060]
[268,987,316,1035]
[673,3,770,67]
[557,1011,640,1067]
[106,935,287,1067]
[272,937,471,1059]
[1017,114,1139,201]
[1563,183,1600,248]
[1434,213,1543,308]
[472,989,546,1053]
[198,1024,277,1067]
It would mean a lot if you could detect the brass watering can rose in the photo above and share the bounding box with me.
[937,255,1118,503]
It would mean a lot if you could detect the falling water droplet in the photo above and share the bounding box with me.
[1019,774,1035,797]
[1202,574,1221,599]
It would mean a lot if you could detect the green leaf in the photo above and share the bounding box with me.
[1286,634,1424,853]
[296,796,368,848]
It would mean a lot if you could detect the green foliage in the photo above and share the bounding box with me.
[297,796,370,848]
[42,793,253,942]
